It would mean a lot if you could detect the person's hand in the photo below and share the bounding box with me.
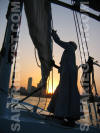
[50,60,55,67]
[51,29,60,41]
[51,29,57,36]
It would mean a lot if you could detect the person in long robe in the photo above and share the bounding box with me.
[47,30,80,127]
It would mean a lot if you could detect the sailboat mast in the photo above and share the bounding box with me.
[0,0,23,115]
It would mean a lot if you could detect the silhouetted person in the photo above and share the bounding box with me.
[47,30,80,127]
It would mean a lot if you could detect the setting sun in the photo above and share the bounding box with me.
[46,78,59,94]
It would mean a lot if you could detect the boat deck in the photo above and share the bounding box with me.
[0,99,100,133]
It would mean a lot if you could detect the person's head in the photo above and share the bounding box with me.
[69,41,77,51]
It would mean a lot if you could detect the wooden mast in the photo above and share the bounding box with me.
[0,0,23,115]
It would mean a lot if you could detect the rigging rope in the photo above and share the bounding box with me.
[74,11,87,63]
[39,5,55,112]
[71,0,91,64]
[71,1,98,97]
[38,76,50,114]
[71,2,99,122]
[79,14,90,58]
[72,4,83,64]
[34,5,54,112]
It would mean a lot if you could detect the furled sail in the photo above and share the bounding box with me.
[24,0,52,84]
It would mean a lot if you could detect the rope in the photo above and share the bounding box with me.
[79,14,90,58]
[71,0,90,64]
[11,1,54,112]
[39,5,55,112]
[34,5,54,113]
[72,4,83,64]
[74,12,87,63]
[38,73,51,114]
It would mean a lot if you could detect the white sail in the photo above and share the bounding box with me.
[24,0,52,83]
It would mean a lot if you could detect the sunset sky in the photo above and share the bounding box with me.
[0,0,100,94]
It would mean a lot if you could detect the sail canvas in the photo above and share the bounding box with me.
[24,0,52,82]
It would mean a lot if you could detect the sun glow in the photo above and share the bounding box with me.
[46,80,58,94]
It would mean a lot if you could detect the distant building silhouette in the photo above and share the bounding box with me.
[27,77,32,93]
[19,77,52,98]
[19,86,52,98]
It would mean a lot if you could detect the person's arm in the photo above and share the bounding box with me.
[51,30,70,50]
